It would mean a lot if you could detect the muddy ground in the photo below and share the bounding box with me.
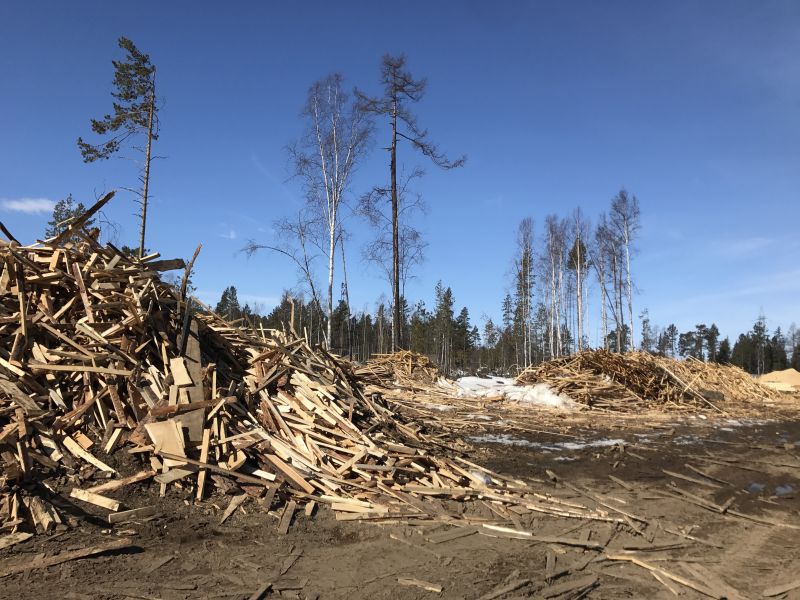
[2,411,800,599]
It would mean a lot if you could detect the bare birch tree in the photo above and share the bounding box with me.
[358,54,465,351]
[541,216,568,358]
[513,218,534,367]
[288,73,372,347]
[568,208,589,351]
[610,189,641,351]
[590,214,614,350]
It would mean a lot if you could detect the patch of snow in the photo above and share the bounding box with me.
[467,433,625,452]
[556,438,625,451]
[467,433,536,447]
[455,377,576,409]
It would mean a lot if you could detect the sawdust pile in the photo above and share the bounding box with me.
[758,368,800,393]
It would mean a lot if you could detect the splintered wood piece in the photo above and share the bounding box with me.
[220,494,248,524]
[397,578,443,594]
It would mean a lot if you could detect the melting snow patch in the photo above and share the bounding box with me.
[455,377,575,409]
[467,433,625,452]
[467,433,538,447]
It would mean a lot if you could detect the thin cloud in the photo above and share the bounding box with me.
[1,197,55,214]
[669,268,800,310]
[240,294,280,307]
[219,228,237,240]
[711,236,775,259]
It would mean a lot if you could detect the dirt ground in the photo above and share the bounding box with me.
[2,409,800,600]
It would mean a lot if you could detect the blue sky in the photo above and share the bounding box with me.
[1,1,798,343]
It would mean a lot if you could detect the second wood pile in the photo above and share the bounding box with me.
[517,349,782,411]
[355,351,441,388]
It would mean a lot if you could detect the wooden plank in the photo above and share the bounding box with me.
[71,262,95,323]
[477,578,531,600]
[156,450,269,486]
[196,427,211,500]
[169,357,193,387]
[541,574,598,598]
[70,488,120,511]
[263,453,315,494]
[606,554,722,598]
[182,318,205,402]
[0,532,32,551]
[62,435,116,473]
[220,494,248,524]
[0,537,134,579]
[278,500,297,534]
[0,377,40,413]
[86,470,155,494]
[763,578,800,597]
[397,578,443,594]
[154,468,194,484]
[108,505,160,524]
[662,469,721,489]
[426,527,478,544]
[28,362,133,377]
